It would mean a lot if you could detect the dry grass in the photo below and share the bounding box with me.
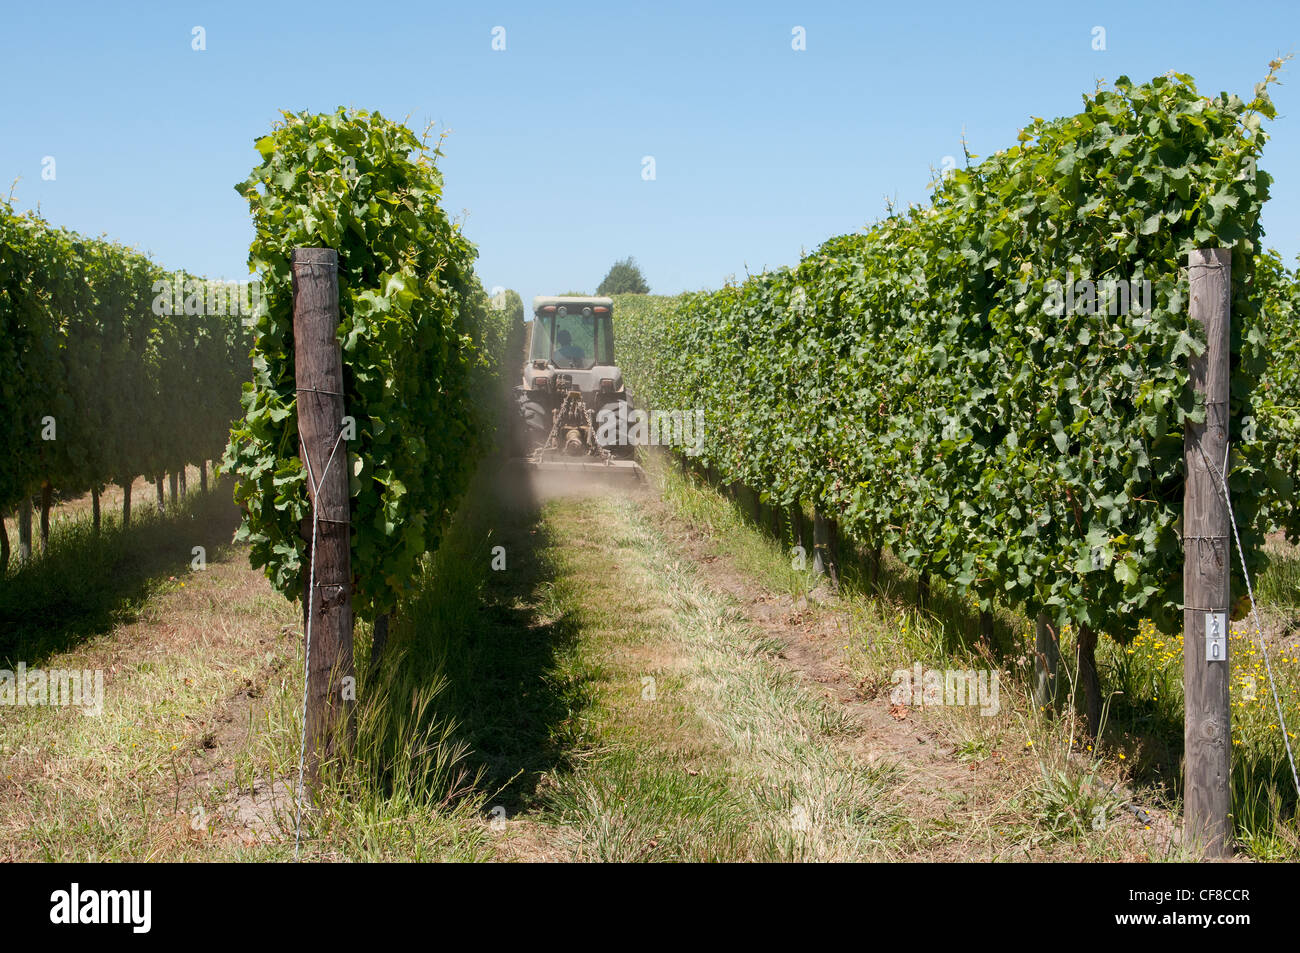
[0,526,299,860]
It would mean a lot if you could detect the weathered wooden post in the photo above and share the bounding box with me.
[17,497,32,560]
[293,247,355,780]
[812,508,839,589]
[1077,623,1101,738]
[769,500,784,543]
[1183,247,1232,858]
[1033,613,1060,709]
[789,503,808,555]
[39,482,51,553]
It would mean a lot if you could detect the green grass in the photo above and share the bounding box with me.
[1258,549,1300,608]
[533,491,898,861]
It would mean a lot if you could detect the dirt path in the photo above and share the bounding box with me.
[635,492,1036,859]
[626,467,1182,861]
[491,489,898,860]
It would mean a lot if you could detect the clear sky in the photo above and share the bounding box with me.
[2,0,1296,307]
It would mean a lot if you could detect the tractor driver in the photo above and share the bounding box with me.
[554,328,585,367]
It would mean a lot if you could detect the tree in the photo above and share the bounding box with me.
[596,257,649,295]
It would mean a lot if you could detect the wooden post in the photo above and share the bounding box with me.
[155,475,165,514]
[91,487,100,534]
[39,482,51,554]
[1033,613,1060,709]
[1183,247,1232,858]
[293,247,355,780]
[789,503,807,553]
[769,501,784,543]
[1077,623,1101,738]
[17,497,32,560]
[812,508,839,589]
[121,481,132,529]
[199,460,208,493]
[978,607,994,650]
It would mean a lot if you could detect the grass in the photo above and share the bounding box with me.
[0,470,240,665]
[8,448,1298,861]
[0,507,298,860]
[650,453,1300,860]
[534,491,898,861]
[0,470,503,861]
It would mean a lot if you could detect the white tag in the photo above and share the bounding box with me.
[1205,611,1227,662]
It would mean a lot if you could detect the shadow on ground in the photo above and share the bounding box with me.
[0,482,242,666]
[365,459,598,816]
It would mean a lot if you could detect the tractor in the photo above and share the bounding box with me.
[513,295,645,483]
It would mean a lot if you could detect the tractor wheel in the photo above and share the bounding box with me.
[520,400,551,451]
[595,399,635,458]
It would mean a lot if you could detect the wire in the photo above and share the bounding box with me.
[1197,440,1300,802]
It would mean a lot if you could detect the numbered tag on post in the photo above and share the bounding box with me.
[1205,611,1227,663]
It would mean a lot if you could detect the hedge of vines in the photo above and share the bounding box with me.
[222,108,523,622]
[0,201,248,532]
[1257,251,1300,538]
[617,71,1280,640]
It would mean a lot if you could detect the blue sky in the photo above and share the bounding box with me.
[2,0,1296,307]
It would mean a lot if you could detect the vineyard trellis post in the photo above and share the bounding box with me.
[1183,246,1232,858]
[789,503,807,560]
[17,499,31,560]
[293,247,355,780]
[812,508,839,589]
[1032,614,1060,708]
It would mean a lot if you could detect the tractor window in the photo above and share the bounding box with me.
[531,311,614,369]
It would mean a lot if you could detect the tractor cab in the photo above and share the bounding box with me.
[529,297,614,370]
[521,297,624,405]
